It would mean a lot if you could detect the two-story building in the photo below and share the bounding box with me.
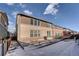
[16,13,53,43]
[16,13,78,44]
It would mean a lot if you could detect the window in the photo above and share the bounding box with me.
[30,18,40,26]
[47,31,51,37]
[38,30,40,37]
[30,30,33,37]
[34,30,37,37]
[30,30,40,37]
[34,19,40,26]
[38,20,40,26]
[34,20,37,25]
[30,19,33,25]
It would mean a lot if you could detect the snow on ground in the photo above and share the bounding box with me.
[0,44,2,56]
[6,39,79,56]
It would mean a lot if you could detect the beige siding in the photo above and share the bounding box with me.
[20,16,31,25]
[17,14,67,43]
[40,21,50,27]
[18,23,53,43]
[52,27,64,39]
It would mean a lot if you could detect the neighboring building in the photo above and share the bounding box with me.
[0,11,9,55]
[16,14,53,43]
[63,28,75,36]
[0,11,9,39]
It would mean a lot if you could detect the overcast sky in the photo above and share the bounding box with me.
[0,3,79,33]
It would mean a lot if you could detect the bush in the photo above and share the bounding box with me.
[55,35,62,39]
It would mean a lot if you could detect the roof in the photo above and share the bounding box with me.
[52,23,66,29]
[52,24,78,32]
[17,13,53,24]
[17,13,78,33]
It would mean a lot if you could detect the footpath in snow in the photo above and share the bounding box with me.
[5,39,79,56]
